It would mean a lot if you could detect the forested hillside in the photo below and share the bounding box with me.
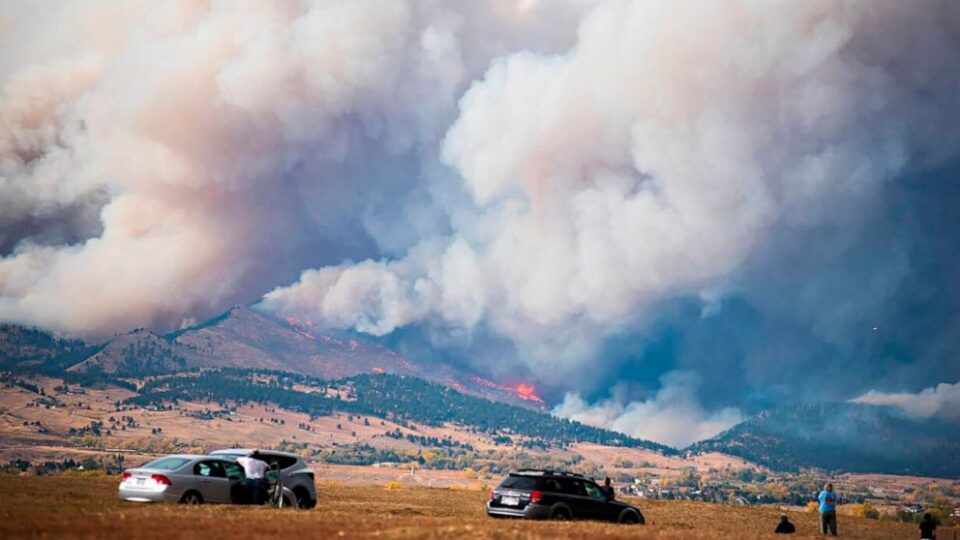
[127,369,676,454]
[691,403,960,478]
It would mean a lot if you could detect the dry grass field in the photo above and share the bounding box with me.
[0,475,937,540]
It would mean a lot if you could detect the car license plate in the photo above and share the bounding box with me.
[136,478,145,486]
[502,496,519,506]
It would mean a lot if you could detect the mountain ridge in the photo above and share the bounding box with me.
[690,402,960,478]
[4,314,960,477]
[1,305,547,410]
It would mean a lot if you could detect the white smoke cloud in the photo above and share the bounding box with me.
[552,371,743,447]
[852,380,960,423]
[0,0,590,337]
[265,0,960,378]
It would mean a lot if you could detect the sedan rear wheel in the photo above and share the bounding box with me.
[180,491,204,505]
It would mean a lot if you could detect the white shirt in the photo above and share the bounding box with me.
[237,456,268,479]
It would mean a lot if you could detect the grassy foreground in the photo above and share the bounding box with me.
[0,475,929,539]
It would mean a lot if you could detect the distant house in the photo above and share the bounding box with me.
[901,504,924,514]
[950,506,960,519]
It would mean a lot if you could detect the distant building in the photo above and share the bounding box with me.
[901,504,924,514]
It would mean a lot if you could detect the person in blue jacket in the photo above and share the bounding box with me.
[817,482,838,536]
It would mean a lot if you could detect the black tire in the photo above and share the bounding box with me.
[550,507,571,521]
[293,488,312,509]
[619,510,644,525]
[179,491,204,505]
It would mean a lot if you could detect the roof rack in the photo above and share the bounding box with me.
[513,469,586,479]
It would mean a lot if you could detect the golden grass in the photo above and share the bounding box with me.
[0,475,931,539]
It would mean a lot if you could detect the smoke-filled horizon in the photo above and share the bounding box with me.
[2,0,959,446]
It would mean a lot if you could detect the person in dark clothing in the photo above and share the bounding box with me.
[919,513,937,539]
[601,477,615,500]
[775,514,796,534]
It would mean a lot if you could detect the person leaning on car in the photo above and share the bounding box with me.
[237,450,269,504]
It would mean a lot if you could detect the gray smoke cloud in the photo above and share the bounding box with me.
[853,380,960,423]
[265,1,960,372]
[3,0,960,445]
[552,371,743,448]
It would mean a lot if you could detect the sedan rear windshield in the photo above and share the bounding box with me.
[141,457,191,470]
[499,475,539,490]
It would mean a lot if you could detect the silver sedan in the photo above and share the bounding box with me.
[118,454,294,505]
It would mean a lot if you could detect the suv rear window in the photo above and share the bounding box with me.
[267,455,298,470]
[499,475,539,490]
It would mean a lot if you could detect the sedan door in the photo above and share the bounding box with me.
[192,460,232,503]
[223,461,247,504]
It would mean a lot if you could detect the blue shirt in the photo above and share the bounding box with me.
[818,490,837,512]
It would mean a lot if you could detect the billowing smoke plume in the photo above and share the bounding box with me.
[3,1,960,445]
[552,371,743,448]
[0,0,588,336]
[265,1,960,371]
[853,380,960,423]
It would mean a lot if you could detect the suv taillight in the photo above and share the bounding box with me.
[530,490,544,503]
[151,474,171,486]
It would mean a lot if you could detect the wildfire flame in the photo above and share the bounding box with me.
[283,315,317,340]
[468,375,544,404]
[372,367,385,374]
[514,383,544,403]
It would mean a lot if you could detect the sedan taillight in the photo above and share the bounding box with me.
[121,472,131,481]
[151,474,171,486]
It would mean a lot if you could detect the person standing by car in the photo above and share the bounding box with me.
[237,449,269,505]
[817,482,838,536]
[601,477,615,500]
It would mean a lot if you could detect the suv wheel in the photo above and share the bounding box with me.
[619,511,642,524]
[550,507,571,521]
[293,488,312,509]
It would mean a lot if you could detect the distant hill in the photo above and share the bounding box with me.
[8,315,959,477]
[690,402,960,478]
[1,306,545,409]
[0,323,98,374]
[124,369,676,454]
